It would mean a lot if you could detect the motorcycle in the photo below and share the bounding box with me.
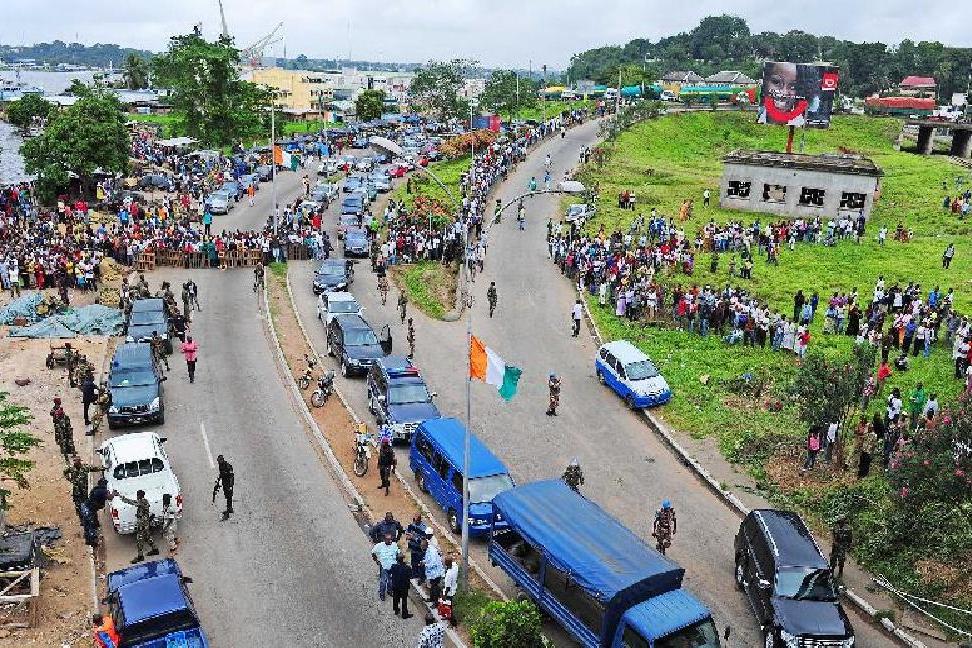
[297,353,318,390]
[353,431,372,477]
[310,370,335,408]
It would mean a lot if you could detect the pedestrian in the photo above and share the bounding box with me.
[215,454,234,520]
[422,528,445,603]
[801,426,821,472]
[370,511,404,543]
[830,516,853,579]
[92,612,120,648]
[113,489,159,563]
[703,188,710,207]
[390,553,414,619]
[377,438,396,495]
[161,493,179,555]
[80,375,97,426]
[416,613,444,648]
[371,532,399,602]
[441,555,459,601]
[546,373,561,416]
[181,335,199,383]
[406,513,428,584]
[486,282,498,318]
[943,242,955,269]
[571,299,583,337]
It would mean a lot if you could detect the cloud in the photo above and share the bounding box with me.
[1,0,969,68]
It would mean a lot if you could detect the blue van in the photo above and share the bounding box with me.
[410,418,514,536]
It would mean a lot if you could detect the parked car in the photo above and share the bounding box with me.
[410,417,514,535]
[595,340,671,408]
[367,355,440,443]
[255,164,273,181]
[343,176,363,193]
[387,164,408,178]
[735,509,854,648]
[341,195,365,218]
[318,158,339,176]
[317,291,362,326]
[312,259,352,294]
[368,173,391,193]
[357,183,378,204]
[138,174,173,192]
[565,203,594,223]
[311,183,338,203]
[100,432,181,534]
[326,313,391,377]
[355,157,374,172]
[239,174,259,192]
[103,559,209,648]
[343,228,370,257]
[205,189,232,215]
[221,180,243,201]
[107,343,166,428]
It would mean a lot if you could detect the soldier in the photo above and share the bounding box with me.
[160,493,179,555]
[113,489,159,563]
[181,282,192,319]
[52,404,76,463]
[830,516,853,579]
[151,331,170,372]
[407,318,416,358]
[162,281,175,305]
[546,373,561,416]
[136,272,150,298]
[487,282,498,318]
[214,455,235,520]
[90,384,111,435]
[652,500,677,555]
[64,344,78,387]
[64,455,102,515]
[562,459,584,493]
[397,292,408,324]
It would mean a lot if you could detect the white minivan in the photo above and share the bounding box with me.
[594,340,672,408]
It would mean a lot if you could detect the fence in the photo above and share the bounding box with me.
[135,244,311,271]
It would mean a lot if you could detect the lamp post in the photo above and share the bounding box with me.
[270,100,278,231]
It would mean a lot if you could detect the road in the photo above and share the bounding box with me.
[288,124,891,647]
[100,162,424,647]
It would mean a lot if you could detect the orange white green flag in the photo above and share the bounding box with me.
[469,335,522,401]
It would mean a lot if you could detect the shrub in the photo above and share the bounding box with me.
[470,599,545,648]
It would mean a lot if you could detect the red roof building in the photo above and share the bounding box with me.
[899,76,937,98]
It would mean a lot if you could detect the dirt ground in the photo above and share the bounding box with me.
[0,333,111,647]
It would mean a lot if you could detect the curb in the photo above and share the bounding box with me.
[575,288,926,648]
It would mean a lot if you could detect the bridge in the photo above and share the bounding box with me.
[905,118,972,157]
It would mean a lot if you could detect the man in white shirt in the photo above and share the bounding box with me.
[371,533,400,602]
[571,299,583,337]
[441,556,459,599]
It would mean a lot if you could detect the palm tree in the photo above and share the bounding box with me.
[123,53,149,90]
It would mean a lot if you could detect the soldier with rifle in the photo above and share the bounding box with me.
[213,454,235,520]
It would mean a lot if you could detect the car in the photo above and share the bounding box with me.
[565,203,594,223]
[734,509,855,648]
[104,559,209,648]
[343,228,370,257]
[239,174,259,192]
[255,164,273,181]
[126,298,173,354]
[368,173,391,192]
[595,340,671,408]
[340,195,365,218]
[107,343,166,428]
[357,183,378,203]
[221,180,243,201]
[317,291,362,326]
[343,176,363,193]
[337,213,361,239]
[311,183,338,203]
[138,174,173,192]
[312,259,352,294]
[326,313,391,377]
[387,164,408,178]
[355,157,374,172]
[351,136,369,149]
[318,159,339,176]
[659,90,677,102]
[367,355,440,443]
[99,432,181,534]
[205,189,232,215]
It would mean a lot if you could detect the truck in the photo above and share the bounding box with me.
[489,480,726,648]
[100,558,209,647]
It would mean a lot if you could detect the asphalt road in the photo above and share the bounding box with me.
[100,165,424,647]
[288,124,891,648]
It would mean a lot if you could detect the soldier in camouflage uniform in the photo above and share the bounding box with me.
[181,283,192,321]
[113,488,159,563]
[51,401,77,463]
[562,459,585,493]
[136,273,150,298]
[64,455,102,515]
[652,500,677,555]
[89,385,111,435]
[151,331,170,371]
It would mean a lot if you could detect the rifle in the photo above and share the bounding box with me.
[212,476,222,504]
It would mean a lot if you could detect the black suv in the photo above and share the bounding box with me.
[734,509,854,648]
[107,343,166,428]
[326,314,391,377]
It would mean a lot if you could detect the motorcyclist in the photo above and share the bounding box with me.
[652,500,677,555]
[545,373,561,416]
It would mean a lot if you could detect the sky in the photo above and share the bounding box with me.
[2,0,970,69]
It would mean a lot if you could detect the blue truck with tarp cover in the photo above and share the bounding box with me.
[489,480,722,648]
[100,558,209,648]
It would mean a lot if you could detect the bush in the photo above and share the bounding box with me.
[470,599,545,648]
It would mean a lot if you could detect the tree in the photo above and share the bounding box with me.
[408,59,475,120]
[123,52,149,89]
[21,87,130,202]
[152,32,272,147]
[0,393,41,531]
[6,93,53,130]
[791,344,875,437]
[355,89,386,122]
[480,70,537,118]
[470,600,545,648]
[67,78,90,97]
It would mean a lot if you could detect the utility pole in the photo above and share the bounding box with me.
[542,64,547,124]
[271,101,277,230]
[616,66,622,114]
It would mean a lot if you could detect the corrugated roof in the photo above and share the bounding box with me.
[900,75,936,88]
[724,150,883,177]
[705,70,756,85]
[662,70,703,83]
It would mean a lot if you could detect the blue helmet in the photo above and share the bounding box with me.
[662,499,672,509]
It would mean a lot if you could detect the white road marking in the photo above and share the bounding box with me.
[199,422,216,469]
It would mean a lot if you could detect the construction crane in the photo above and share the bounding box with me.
[217,0,230,39]
[241,22,284,65]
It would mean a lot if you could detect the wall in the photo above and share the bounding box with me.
[720,162,881,219]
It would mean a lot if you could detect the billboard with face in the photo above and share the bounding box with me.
[758,62,839,128]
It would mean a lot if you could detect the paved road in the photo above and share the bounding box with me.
[100,166,424,647]
[289,123,891,647]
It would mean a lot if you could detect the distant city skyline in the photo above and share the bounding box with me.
[2,0,970,69]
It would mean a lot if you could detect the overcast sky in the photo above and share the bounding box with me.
[2,0,970,69]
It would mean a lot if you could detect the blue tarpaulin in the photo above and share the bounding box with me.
[0,292,43,324]
[4,297,124,338]
[492,480,683,604]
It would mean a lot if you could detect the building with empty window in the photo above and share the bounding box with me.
[719,150,883,220]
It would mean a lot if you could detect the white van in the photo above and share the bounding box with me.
[595,340,672,408]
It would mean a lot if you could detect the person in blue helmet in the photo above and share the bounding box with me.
[652,499,677,555]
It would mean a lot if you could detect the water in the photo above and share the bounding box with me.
[0,121,30,184]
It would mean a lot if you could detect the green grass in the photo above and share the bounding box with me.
[393,261,456,320]
[391,155,469,210]
[127,113,181,138]
[281,119,338,136]
[453,586,493,628]
[268,261,288,280]
[498,99,596,122]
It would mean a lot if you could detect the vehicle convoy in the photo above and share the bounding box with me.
[99,559,208,647]
[411,417,514,535]
[735,509,855,648]
[313,259,352,294]
[367,355,440,443]
[99,431,181,534]
[126,299,173,354]
[326,313,392,376]
[317,291,362,326]
[490,480,726,648]
[107,343,166,428]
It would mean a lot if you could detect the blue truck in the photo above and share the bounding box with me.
[490,480,726,648]
[100,559,209,648]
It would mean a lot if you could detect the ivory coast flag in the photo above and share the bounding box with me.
[273,146,299,171]
[470,336,522,401]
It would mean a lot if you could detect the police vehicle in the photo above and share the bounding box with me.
[366,355,440,443]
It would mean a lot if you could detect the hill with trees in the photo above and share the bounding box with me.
[567,15,972,99]
[0,41,153,69]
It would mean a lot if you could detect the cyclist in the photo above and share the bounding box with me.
[652,500,677,555]
[486,282,498,318]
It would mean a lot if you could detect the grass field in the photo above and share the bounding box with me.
[127,113,179,138]
[580,112,972,625]
[497,99,596,122]
[390,261,457,320]
[390,155,469,210]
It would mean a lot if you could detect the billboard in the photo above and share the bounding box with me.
[758,62,839,128]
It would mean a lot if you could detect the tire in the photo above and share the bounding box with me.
[625,394,637,410]
[341,361,349,378]
[311,390,326,408]
[353,454,368,477]
[448,509,461,535]
[734,554,746,591]
[596,369,605,385]
[416,471,429,494]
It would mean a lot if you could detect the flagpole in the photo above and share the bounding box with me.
[271,100,278,232]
